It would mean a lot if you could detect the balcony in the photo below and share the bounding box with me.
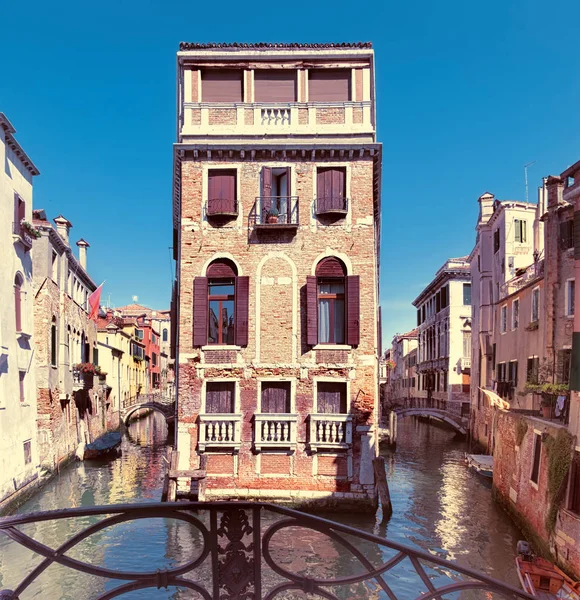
[72,368,94,391]
[254,413,298,451]
[206,198,238,218]
[12,221,34,250]
[309,414,352,452]
[198,413,242,452]
[181,101,374,140]
[316,196,349,216]
[252,197,299,230]
[499,260,544,300]
[461,357,471,371]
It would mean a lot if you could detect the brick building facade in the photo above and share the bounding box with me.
[173,43,381,510]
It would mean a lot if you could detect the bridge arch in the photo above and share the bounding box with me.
[122,402,174,426]
[394,408,467,435]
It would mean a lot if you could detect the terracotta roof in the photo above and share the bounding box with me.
[179,42,372,51]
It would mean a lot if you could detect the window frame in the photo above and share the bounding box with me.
[315,165,349,214]
[208,278,236,346]
[512,298,520,330]
[317,277,346,345]
[500,305,508,334]
[530,431,542,486]
[531,287,540,322]
[514,219,527,243]
[206,168,238,216]
[203,380,238,414]
[23,440,32,465]
[315,379,348,414]
[565,278,575,317]
[50,317,57,367]
[258,378,295,414]
[463,283,472,306]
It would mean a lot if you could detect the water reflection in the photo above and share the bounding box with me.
[0,414,523,599]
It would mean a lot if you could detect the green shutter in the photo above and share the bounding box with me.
[515,220,521,243]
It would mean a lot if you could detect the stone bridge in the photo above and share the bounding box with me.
[121,394,175,426]
[384,405,468,444]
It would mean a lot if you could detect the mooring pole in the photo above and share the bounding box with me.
[373,456,393,522]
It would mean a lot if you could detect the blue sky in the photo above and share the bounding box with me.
[2,0,579,348]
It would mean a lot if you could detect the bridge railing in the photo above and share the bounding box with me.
[0,501,534,600]
[122,393,174,411]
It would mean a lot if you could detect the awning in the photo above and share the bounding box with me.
[479,387,511,410]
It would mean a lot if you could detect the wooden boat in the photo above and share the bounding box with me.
[82,432,122,460]
[465,453,493,478]
[516,541,580,599]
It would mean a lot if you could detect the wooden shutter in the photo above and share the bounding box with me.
[193,277,208,347]
[308,70,351,102]
[346,275,360,346]
[306,276,318,346]
[254,70,297,102]
[262,383,290,413]
[170,281,177,359]
[206,382,234,413]
[261,167,272,218]
[201,70,243,102]
[318,382,346,413]
[522,220,527,243]
[208,170,236,213]
[284,167,291,197]
[234,276,249,346]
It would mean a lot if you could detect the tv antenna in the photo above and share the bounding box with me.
[524,161,536,204]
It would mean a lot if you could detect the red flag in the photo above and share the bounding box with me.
[89,283,104,321]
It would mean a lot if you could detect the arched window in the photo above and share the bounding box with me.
[307,257,360,347]
[14,273,24,332]
[193,259,249,347]
[162,328,168,342]
[50,317,57,366]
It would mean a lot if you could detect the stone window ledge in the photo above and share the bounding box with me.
[313,344,351,351]
[201,345,241,351]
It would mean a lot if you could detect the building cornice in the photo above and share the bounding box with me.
[412,269,471,307]
[0,113,40,176]
[180,42,372,50]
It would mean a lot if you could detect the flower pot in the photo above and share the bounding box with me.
[541,405,554,419]
[267,215,279,224]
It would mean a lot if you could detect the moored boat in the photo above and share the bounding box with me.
[80,432,122,460]
[516,541,580,599]
[465,453,494,478]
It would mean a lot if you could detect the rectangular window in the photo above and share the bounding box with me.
[527,356,539,384]
[205,382,235,413]
[19,371,25,403]
[531,287,540,322]
[558,349,572,385]
[207,169,237,215]
[51,251,58,282]
[208,280,235,345]
[560,220,574,250]
[514,219,527,243]
[308,69,351,102]
[316,381,348,414]
[530,432,541,484]
[463,331,471,358]
[201,69,243,102]
[318,279,345,344]
[463,283,472,306]
[443,371,448,392]
[316,167,347,212]
[261,382,291,413]
[23,440,32,465]
[508,360,518,386]
[500,305,507,333]
[254,70,297,102]
[51,322,57,366]
[135,328,144,340]
[566,279,575,316]
[568,451,580,515]
[512,299,519,329]
[494,229,500,253]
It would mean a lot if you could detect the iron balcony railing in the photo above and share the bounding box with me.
[499,260,544,300]
[0,501,535,600]
[316,196,349,215]
[252,196,299,228]
[206,197,238,217]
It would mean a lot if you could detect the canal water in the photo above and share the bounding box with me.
[0,414,522,599]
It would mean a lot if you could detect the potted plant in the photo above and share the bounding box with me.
[266,206,279,224]
[20,220,41,239]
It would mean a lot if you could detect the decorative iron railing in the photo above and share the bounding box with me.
[0,501,534,600]
[252,196,299,227]
[206,197,238,217]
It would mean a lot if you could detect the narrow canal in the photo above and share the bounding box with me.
[0,414,522,598]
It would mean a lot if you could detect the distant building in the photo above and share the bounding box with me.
[384,329,418,409]
[0,113,40,506]
[413,257,472,415]
[32,211,112,469]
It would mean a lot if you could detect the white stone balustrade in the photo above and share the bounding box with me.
[254,413,298,451]
[198,414,242,452]
[309,414,353,452]
[181,102,373,138]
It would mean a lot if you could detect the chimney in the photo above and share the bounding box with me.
[478,192,495,225]
[76,238,90,270]
[53,215,72,246]
[545,175,563,208]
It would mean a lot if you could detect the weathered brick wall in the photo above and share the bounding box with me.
[316,108,345,125]
[177,155,378,506]
[208,108,237,126]
[493,411,580,577]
